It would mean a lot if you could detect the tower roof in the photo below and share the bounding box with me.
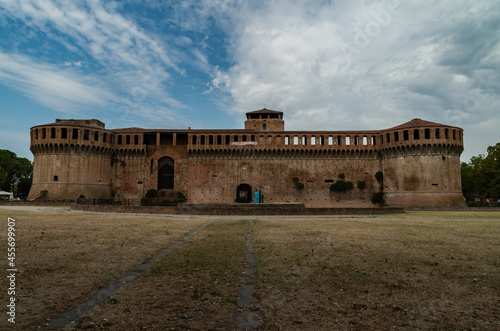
[388,118,456,130]
[246,108,283,115]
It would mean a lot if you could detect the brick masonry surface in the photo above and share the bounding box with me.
[28,109,466,209]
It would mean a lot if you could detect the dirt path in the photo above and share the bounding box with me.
[40,219,215,329]
[234,221,263,330]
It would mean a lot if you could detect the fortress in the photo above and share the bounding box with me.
[28,108,465,208]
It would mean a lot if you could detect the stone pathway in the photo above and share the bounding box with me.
[234,221,264,330]
[41,219,214,330]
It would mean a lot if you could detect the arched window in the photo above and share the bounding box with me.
[158,157,174,189]
[263,123,267,130]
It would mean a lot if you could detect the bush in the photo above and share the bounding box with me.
[338,173,345,180]
[78,194,85,199]
[330,180,354,192]
[372,192,385,205]
[357,180,366,189]
[292,177,305,190]
[375,171,384,183]
[175,191,187,203]
[145,189,159,199]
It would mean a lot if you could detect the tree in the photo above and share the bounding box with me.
[460,162,475,200]
[482,143,500,197]
[0,149,33,198]
[461,143,500,199]
[0,166,7,188]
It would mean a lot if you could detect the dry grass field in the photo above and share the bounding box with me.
[0,208,499,330]
[253,212,500,330]
[0,208,207,330]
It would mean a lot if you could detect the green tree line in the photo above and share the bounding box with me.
[0,149,33,198]
[461,142,500,201]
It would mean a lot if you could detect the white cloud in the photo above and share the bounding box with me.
[1,0,177,72]
[0,51,114,114]
[0,0,195,127]
[206,0,500,138]
[1,0,499,161]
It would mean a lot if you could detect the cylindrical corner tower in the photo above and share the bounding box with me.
[28,120,114,201]
[379,119,465,209]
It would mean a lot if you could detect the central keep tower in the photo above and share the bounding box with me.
[244,108,284,131]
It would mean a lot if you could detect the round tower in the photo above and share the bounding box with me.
[28,119,114,201]
[379,119,465,208]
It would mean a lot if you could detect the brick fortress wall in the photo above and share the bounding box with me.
[28,110,465,208]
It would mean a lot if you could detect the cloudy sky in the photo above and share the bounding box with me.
[0,0,499,162]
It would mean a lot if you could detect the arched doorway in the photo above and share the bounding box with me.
[158,157,174,189]
[236,184,252,203]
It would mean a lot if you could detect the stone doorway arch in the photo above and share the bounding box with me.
[236,184,252,203]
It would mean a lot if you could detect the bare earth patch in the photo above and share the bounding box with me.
[0,209,206,330]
